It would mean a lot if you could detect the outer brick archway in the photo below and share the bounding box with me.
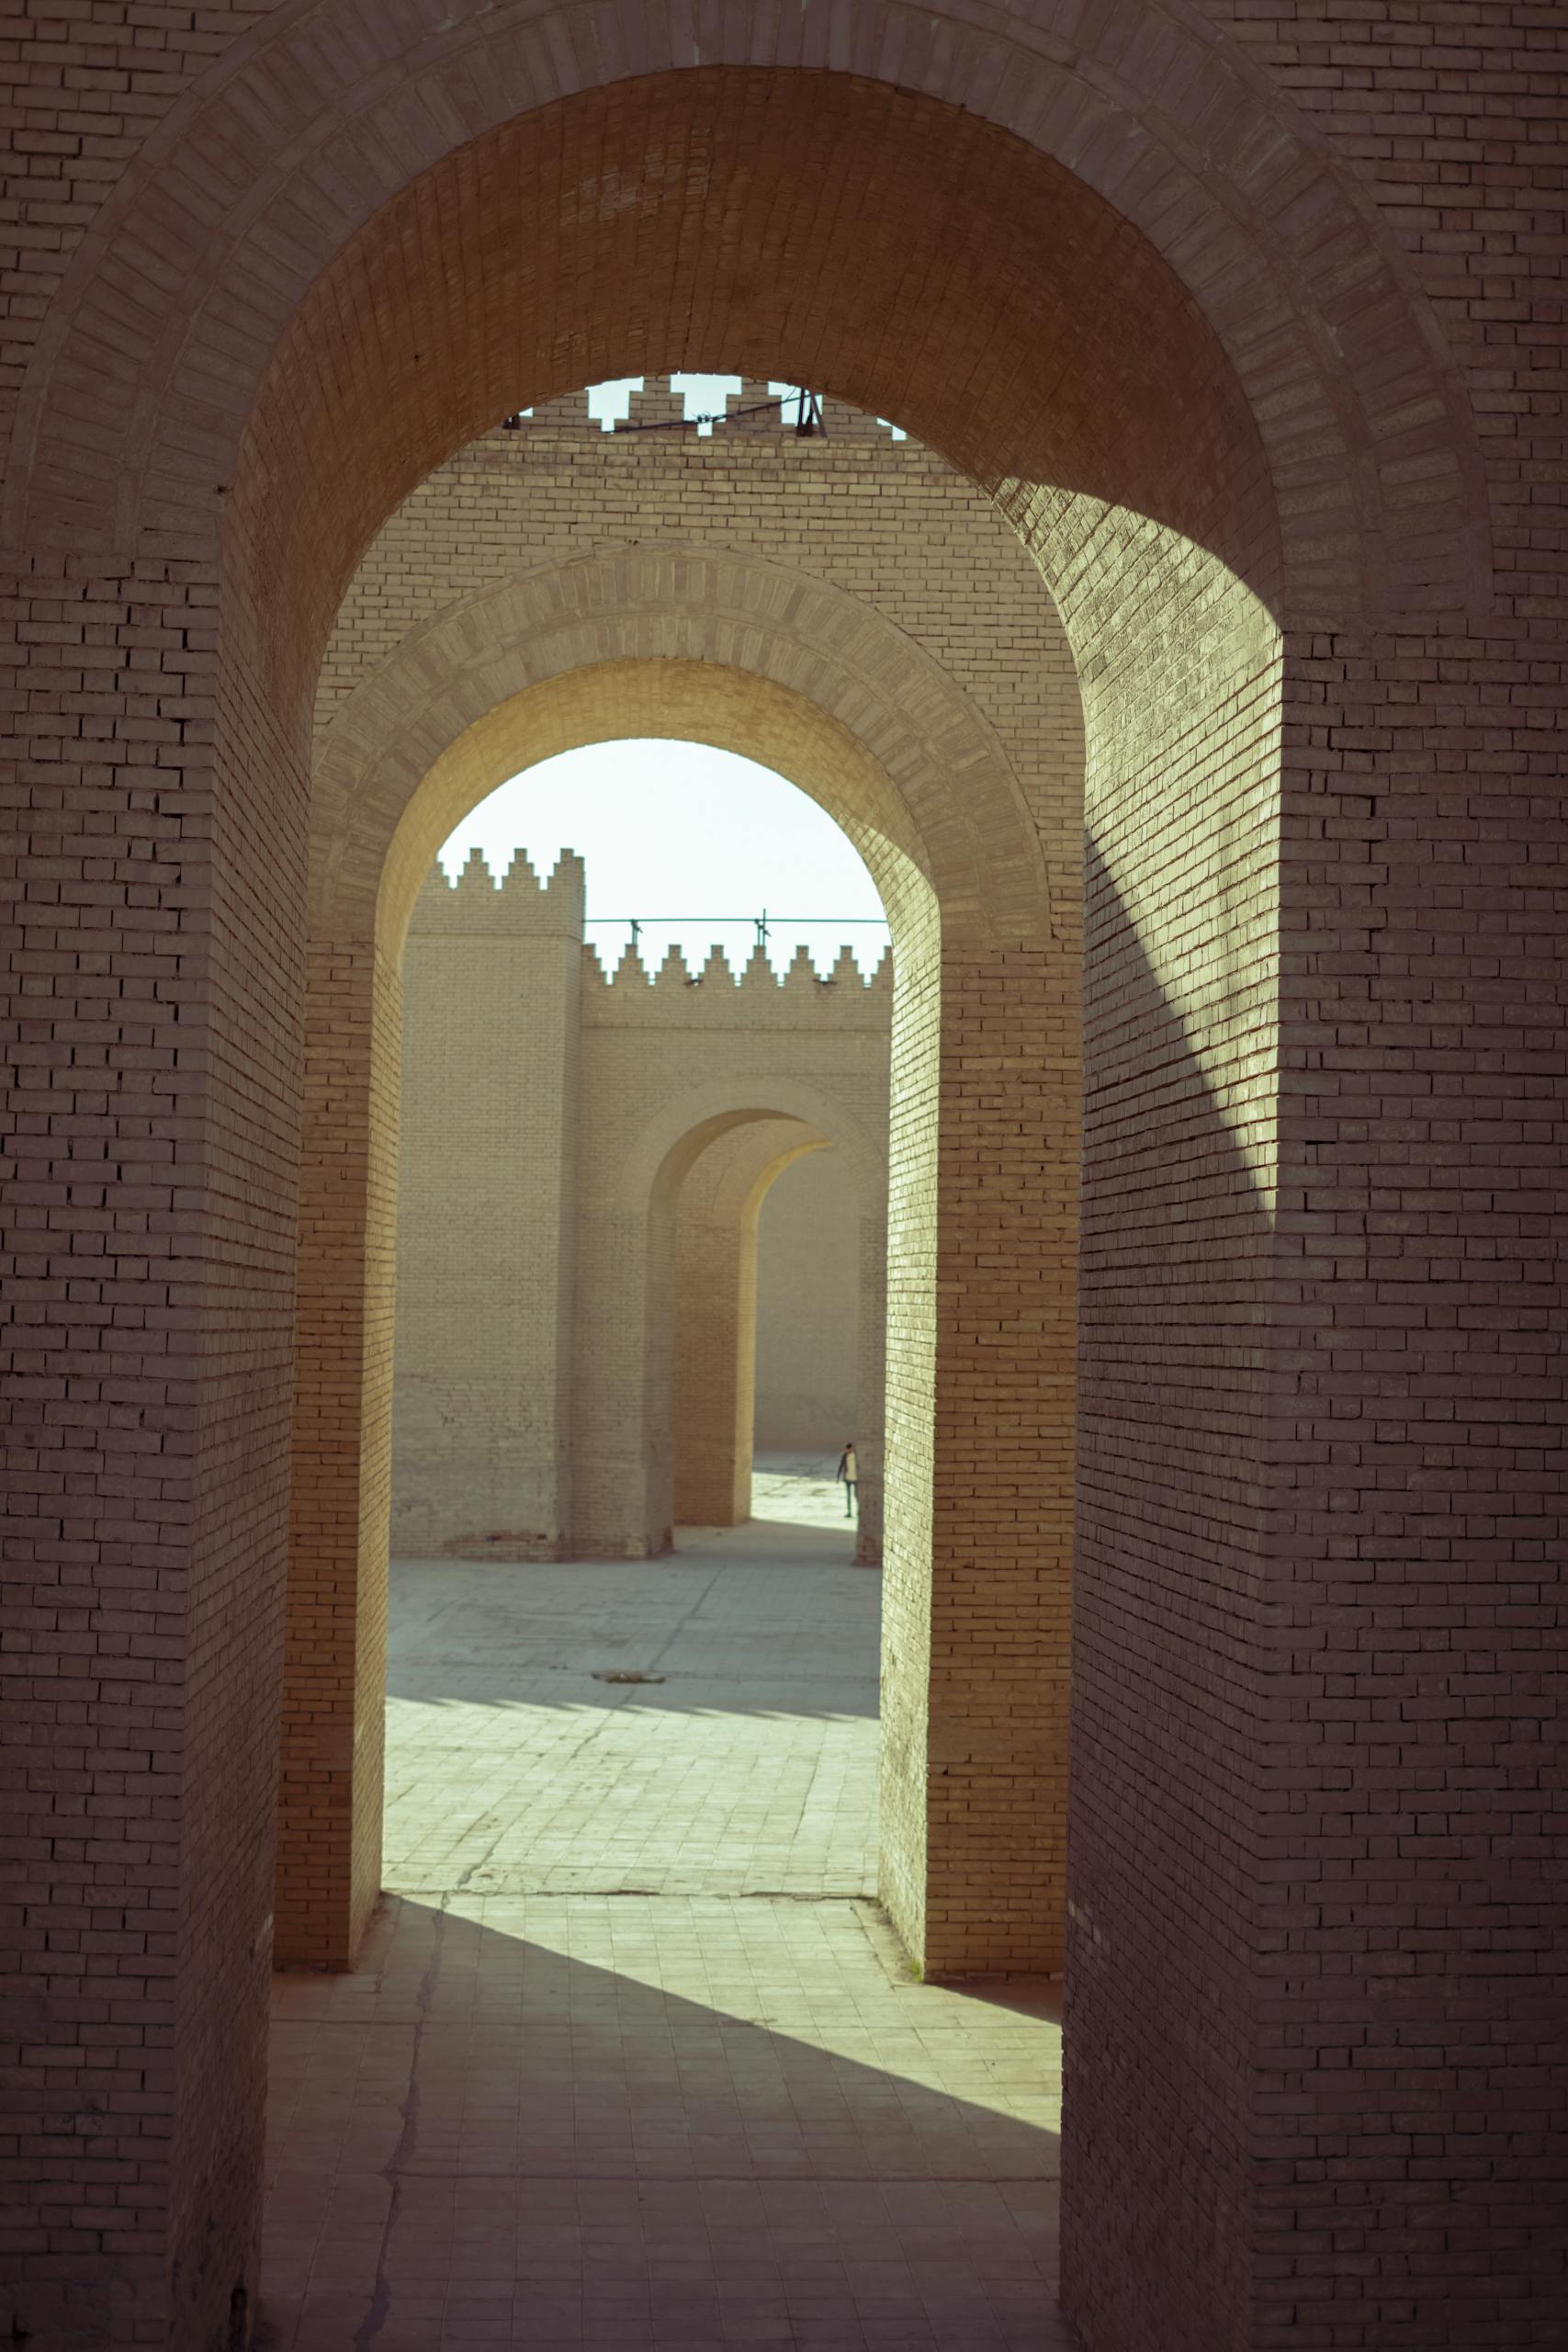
[4,26,1551,2352]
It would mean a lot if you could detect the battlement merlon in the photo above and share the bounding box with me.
[408,848,587,937]
[483,375,904,446]
[581,939,893,1028]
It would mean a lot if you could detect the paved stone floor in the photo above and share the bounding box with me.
[262,1478,1066,2348]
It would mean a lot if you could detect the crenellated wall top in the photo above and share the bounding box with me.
[581,938,891,1027]
[407,848,890,1027]
[410,849,586,933]
[506,377,900,445]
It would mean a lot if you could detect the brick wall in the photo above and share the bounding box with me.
[2,20,1559,2352]
[572,932,891,1562]
[753,1149,863,1453]
[394,853,584,1561]
[393,852,890,1561]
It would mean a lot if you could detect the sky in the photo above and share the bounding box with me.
[436,377,897,977]
[579,373,903,437]
[437,740,891,977]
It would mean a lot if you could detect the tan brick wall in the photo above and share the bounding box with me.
[392,858,890,1562]
[572,935,892,1562]
[2,23,1556,2352]
[393,854,584,1560]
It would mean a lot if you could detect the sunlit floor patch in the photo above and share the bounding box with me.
[750,1449,863,1531]
[380,1512,879,1899]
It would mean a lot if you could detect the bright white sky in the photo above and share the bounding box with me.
[437,377,897,977]
[581,373,903,438]
[439,740,890,977]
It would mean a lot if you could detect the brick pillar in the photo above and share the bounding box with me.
[878,940,1079,1975]
[751,1144,886,1561]
[1244,628,1568,2350]
[1059,622,1568,2351]
[852,1190,887,1569]
[1,560,304,2344]
[568,1187,674,1556]
[275,936,399,1967]
[390,853,584,1558]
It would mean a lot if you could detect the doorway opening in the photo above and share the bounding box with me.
[384,728,895,1890]
[393,736,890,1556]
[268,350,1082,2346]
[278,722,1072,2352]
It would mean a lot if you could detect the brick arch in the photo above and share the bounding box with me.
[307,546,1049,952]
[612,1088,889,1565]
[284,605,953,1973]
[4,25,1484,625]
[623,1084,888,1216]
[228,64,1290,731]
[671,1120,832,1532]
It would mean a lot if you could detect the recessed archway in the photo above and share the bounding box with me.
[625,1084,888,1559]
[671,1118,831,1532]
[284,588,1076,1987]
[314,548,1053,951]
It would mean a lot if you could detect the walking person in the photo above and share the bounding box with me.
[837,1439,858,1520]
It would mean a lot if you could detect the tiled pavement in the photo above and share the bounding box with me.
[262,1482,1068,2349]
[379,1487,877,1902]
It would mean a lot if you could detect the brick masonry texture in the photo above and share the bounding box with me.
[393,847,890,1564]
[0,16,1562,2352]
[752,1148,865,1456]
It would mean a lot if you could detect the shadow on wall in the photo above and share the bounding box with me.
[262,1898,1066,2346]
[1064,836,1279,2352]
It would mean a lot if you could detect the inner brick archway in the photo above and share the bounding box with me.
[287,623,1066,1983]
[1,34,1522,2352]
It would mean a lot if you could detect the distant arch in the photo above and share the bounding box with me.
[621,1078,888,1216]
[671,1118,829,1532]
[606,1081,888,1565]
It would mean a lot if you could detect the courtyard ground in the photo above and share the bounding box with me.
[261,1470,1066,2348]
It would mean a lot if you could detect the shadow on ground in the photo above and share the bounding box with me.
[263,1895,1065,2350]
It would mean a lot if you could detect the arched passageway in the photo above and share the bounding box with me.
[385,828,890,1568]
[671,1117,884,1562]
[613,1079,889,1564]
[3,28,1539,2352]
[288,585,1067,1992]
[671,1118,832,1532]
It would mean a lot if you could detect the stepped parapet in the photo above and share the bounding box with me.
[410,848,586,933]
